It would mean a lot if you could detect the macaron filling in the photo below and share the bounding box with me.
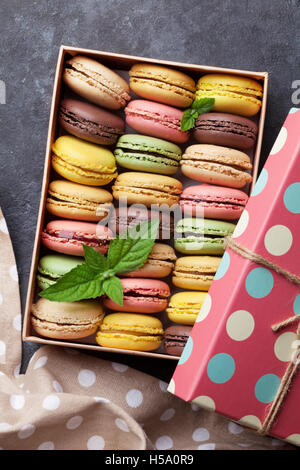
[65,61,131,106]
[47,193,112,215]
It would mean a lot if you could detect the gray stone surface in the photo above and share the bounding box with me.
[0,0,299,380]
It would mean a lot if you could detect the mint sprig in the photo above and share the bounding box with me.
[39,219,160,305]
[181,97,215,131]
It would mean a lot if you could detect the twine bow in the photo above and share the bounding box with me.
[225,237,300,435]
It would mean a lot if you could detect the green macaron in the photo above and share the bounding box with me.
[114,134,182,175]
[37,254,84,290]
[174,218,236,255]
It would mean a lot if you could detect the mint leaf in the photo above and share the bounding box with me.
[40,264,104,302]
[181,98,215,131]
[181,108,198,131]
[192,97,215,114]
[103,276,123,306]
[108,219,159,273]
[83,245,108,272]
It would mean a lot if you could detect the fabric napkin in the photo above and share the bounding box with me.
[0,207,294,450]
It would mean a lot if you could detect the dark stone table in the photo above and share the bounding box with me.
[1,0,299,381]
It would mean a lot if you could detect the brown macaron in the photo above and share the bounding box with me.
[193,112,258,150]
[59,99,125,145]
[164,325,193,357]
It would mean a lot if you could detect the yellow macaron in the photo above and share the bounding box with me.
[196,74,263,117]
[52,135,117,186]
[172,256,221,291]
[96,313,164,351]
[167,291,207,325]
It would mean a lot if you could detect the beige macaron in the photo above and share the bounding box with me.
[129,63,196,108]
[181,144,252,188]
[172,256,221,291]
[46,180,113,222]
[31,298,104,340]
[112,171,182,208]
[124,243,177,278]
[63,55,131,110]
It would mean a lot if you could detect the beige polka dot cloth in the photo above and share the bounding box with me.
[0,208,295,450]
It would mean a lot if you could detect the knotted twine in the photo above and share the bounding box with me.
[225,237,300,436]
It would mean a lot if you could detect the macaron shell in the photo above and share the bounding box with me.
[196,74,263,117]
[167,291,207,325]
[124,243,176,278]
[129,64,196,108]
[174,218,235,255]
[114,134,182,176]
[37,254,84,289]
[172,255,221,290]
[96,313,163,351]
[112,171,182,208]
[180,184,248,220]
[59,98,124,145]
[193,113,258,150]
[63,55,130,110]
[164,325,192,356]
[47,180,113,222]
[181,144,252,188]
[125,100,189,143]
[31,298,104,340]
[52,135,117,186]
[41,220,112,256]
[104,278,170,313]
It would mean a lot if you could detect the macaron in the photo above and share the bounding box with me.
[125,100,189,143]
[52,135,117,186]
[167,291,207,325]
[114,134,182,175]
[41,220,113,256]
[174,218,236,255]
[172,255,221,291]
[196,73,263,117]
[112,172,182,208]
[31,298,104,340]
[103,278,170,313]
[164,325,193,357]
[37,254,84,290]
[59,98,125,145]
[181,144,252,189]
[193,112,258,150]
[124,243,177,278]
[96,313,164,352]
[179,184,248,220]
[47,180,113,222]
[129,63,196,108]
[108,206,174,240]
[63,55,130,110]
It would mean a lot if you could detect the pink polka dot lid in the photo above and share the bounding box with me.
[170,108,300,447]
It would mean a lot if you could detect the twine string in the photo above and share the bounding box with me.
[225,237,300,435]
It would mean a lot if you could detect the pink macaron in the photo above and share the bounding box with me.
[103,278,170,313]
[41,220,113,256]
[125,100,189,143]
[180,184,249,220]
